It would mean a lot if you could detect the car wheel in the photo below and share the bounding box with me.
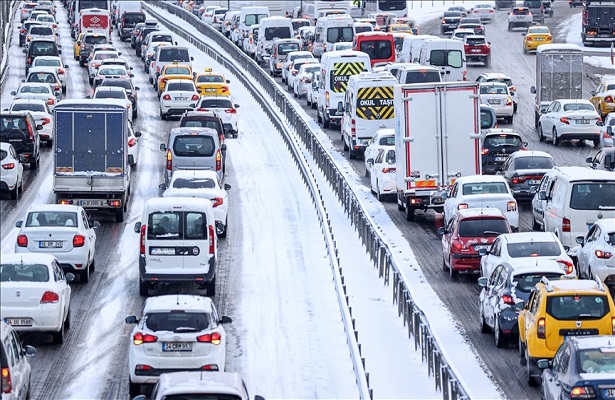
[484,56,490,68]
[538,123,544,141]
[508,115,513,124]
[523,45,528,55]
[479,305,490,333]
[64,308,70,330]
[311,100,316,110]
[90,257,95,272]
[293,88,297,97]
[527,350,539,386]
[115,208,124,222]
[519,336,526,365]
[80,266,89,283]
[449,258,458,280]
[323,115,330,129]
[317,110,322,123]
[405,201,415,222]
[532,215,541,231]
[207,276,216,296]
[219,218,228,238]
[442,256,448,272]
[30,155,39,170]
[495,317,506,348]
[307,97,311,106]
[160,110,166,120]
[508,23,512,32]
[51,325,64,344]
[128,379,141,397]
[588,266,593,280]
[593,138,600,147]
[9,184,19,200]
[552,128,559,146]
[377,182,385,201]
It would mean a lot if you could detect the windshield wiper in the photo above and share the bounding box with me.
[174,326,198,332]
[483,230,503,236]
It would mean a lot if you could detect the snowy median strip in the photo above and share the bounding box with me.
[0,1,19,92]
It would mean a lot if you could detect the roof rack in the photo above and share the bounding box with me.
[540,275,553,292]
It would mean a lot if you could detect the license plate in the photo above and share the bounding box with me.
[151,247,176,255]
[575,119,590,124]
[604,389,615,398]
[488,99,500,104]
[276,63,283,68]
[205,88,216,92]
[535,38,544,41]
[5,318,32,326]
[495,156,507,162]
[78,200,104,206]
[471,49,481,53]
[162,342,192,352]
[174,97,187,101]
[529,180,540,185]
[40,241,63,248]
[474,244,490,251]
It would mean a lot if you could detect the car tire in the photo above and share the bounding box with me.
[442,256,448,272]
[293,88,297,98]
[405,200,415,222]
[480,307,490,333]
[317,110,322,124]
[495,317,506,348]
[128,379,141,397]
[139,279,149,296]
[219,218,228,238]
[323,115,330,129]
[115,208,124,223]
[527,351,539,386]
[484,56,490,68]
[311,100,316,110]
[552,128,559,146]
[532,216,541,231]
[449,258,458,280]
[30,154,39,170]
[9,184,19,200]
[519,336,526,365]
[207,276,216,296]
[51,325,64,345]
[377,183,385,202]
[593,138,600,147]
[64,308,70,330]
[523,46,528,55]
[538,123,544,141]
[508,23,512,32]
[80,266,89,283]
[133,109,137,119]
[307,97,311,107]
[508,115,513,124]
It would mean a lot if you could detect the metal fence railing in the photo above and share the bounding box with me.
[1,1,19,93]
[142,2,475,399]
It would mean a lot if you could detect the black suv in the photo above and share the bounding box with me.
[25,39,61,74]
[135,27,159,57]
[130,22,146,48]
[440,11,462,34]
[480,129,526,174]
[119,11,146,41]
[495,0,515,9]
[0,112,41,169]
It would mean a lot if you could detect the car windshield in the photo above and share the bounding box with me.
[0,117,27,133]
[100,69,126,76]
[443,12,462,18]
[166,67,191,75]
[403,70,441,84]
[167,82,195,91]
[466,37,486,46]
[25,211,78,227]
[198,99,232,108]
[172,178,216,189]
[27,72,56,83]
[486,78,513,87]
[100,80,132,91]
[360,40,393,60]
[180,119,220,131]
[525,1,542,7]
[303,66,319,74]
[458,218,509,237]
[244,13,268,26]
[462,182,509,195]
[570,183,615,210]
[95,53,118,60]
[173,136,215,157]
[577,349,615,374]
[11,103,46,112]
[429,49,463,68]
[84,36,108,45]
[147,211,207,240]
[485,135,522,148]
[379,136,395,146]
[480,84,508,95]
[514,156,554,170]
[34,59,61,67]
[145,312,210,333]
[513,273,563,292]
[563,103,595,112]
[197,75,223,83]
[30,42,57,56]
[152,34,173,43]
[159,49,190,62]
[507,241,561,257]
[265,26,291,40]
[293,20,310,31]
[29,26,53,35]
[513,8,530,15]
[94,90,125,99]
[547,295,610,320]
[327,27,354,43]
[0,264,49,282]
[124,13,145,24]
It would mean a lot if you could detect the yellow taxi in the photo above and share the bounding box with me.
[74,32,86,60]
[522,25,553,54]
[518,276,615,386]
[589,79,615,118]
[388,24,414,34]
[194,68,231,97]
[156,63,194,95]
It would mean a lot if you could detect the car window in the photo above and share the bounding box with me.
[167,82,195,91]
[171,177,216,189]
[488,265,503,286]
[94,90,126,99]
[570,183,615,210]
[144,312,210,332]
[403,70,441,84]
[507,241,561,257]
[462,182,508,195]
[265,26,291,40]
[514,156,554,170]
[0,263,50,282]
[147,211,182,239]
[173,136,215,157]
[378,136,395,146]
[34,58,61,67]
[84,36,108,45]
[100,80,132,91]
[27,72,56,83]
[197,75,224,83]
[198,98,233,108]
[430,49,462,68]
[30,42,57,56]
[0,150,6,161]
[457,218,509,237]
[360,40,393,60]
[278,43,300,55]
[490,238,501,256]
[165,67,191,75]
[547,295,610,320]
[563,103,595,112]
[25,211,78,227]
[485,135,521,148]
[11,103,46,112]
[180,119,220,131]
[0,117,27,132]
[577,348,615,373]
[513,273,563,292]
[159,48,190,62]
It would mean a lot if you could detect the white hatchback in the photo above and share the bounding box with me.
[369,147,397,201]
[0,142,24,200]
[31,55,68,93]
[11,82,58,111]
[479,82,514,124]
[364,128,394,178]
[9,99,54,144]
[125,295,233,396]
[0,253,74,345]
[574,218,615,286]
[195,96,240,138]
[14,205,100,284]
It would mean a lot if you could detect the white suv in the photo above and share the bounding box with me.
[0,321,35,400]
[125,295,232,396]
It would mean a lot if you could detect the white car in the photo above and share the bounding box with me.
[0,321,35,400]
[451,28,475,41]
[306,71,319,109]
[369,147,397,201]
[100,57,132,73]
[479,232,575,279]
[330,42,353,51]
[87,51,121,82]
[147,372,263,400]
[159,79,200,120]
[281,51,314,84]
[34,13,56,26]
[11,83,57,111]
[127,123,142,167]
[599,112,615,147]
[242,25,259,58]
[0,253,74,344]
[364,128,395,178]
[162,170,231,237]
[443,175,519,231]
[93,86,134,123]
[538,99,602,147]
[471,3,496,23]
[287,58,319,92]
[479,82,514,124]
[14,204,100,283]
[91,65,133,89]
[8,99,54,144]
[31,55,68,93]
[293,63,320,98]
[24,67,62,101]
[125,295,233,396]
[195,96,240,138]
[0,143,24,200]
[574,218,615,285]
[201,6,222,25]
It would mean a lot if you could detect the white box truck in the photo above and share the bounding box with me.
[394,82,482,221]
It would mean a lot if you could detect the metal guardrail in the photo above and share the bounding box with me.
[0,0,19,93]
[143,2,472,399]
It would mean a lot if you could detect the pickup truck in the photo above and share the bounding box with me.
[508,7,533,31]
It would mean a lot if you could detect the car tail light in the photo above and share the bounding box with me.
[612,316,615,335]
[507,201,517,212]
[128,138,137,147]
[596,250,613,259]
[26,121,35,142]
[556,260,575,274]
[546,35,552,41]
[107,199,121,207]
[509,86,516,93]
[197,333,211,342]
[457,203,468,210]
[606,96,614,103]
[451,240,463,252]
[211,197,223,207]
[560,117,570,124]
[140,225,146,255]
[350,119,356,136]
[1,163,15,170]
[224,108,236,114]
[197,108,209,112]
[211,332,221,345]
[20,28,26,34]
[480,147,489,155]
[201,364,219,371]
[161,77,168,83]
[562,217,571,233]
[1,367,11,394]
[166,149,172,170]
[511,175,526,184]
[291,70,298,76]
[42,117,51,125]
[27,57,31,65]
[569,386,596,399]
[17,235,28,247]
[162,94,171,100]
[155,65,160,73]
[209,225,215,254]
[191,94,199,101]
[325,91,330,107]
[215,149,221,171]
[73,234,85,247]
[441,18,447,24]
[506,97,512,106]
[133,333,157,345]
[382,167,396,173]
[58,199,73,205]
[40,291,59,303]
[537,317,546,339]
[501,295,515,305]
[47,98,55,105]
[526,36,533,42]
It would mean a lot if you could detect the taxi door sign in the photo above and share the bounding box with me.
[331,61,365,93]
[356,86,394,120]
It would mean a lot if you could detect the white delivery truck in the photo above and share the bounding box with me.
[317,50,371,128]
[394,82,481,221]
[340,71,397,159]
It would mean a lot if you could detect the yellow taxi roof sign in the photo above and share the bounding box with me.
[204,67,212,72]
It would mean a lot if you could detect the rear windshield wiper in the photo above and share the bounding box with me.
[483,230,503,236]
[174,326,198,332]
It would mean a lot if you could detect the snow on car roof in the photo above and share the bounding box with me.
[144,294,213,313]
[457,208,504,218]
[509,150,552,159]
[536,43,583,54]
[570,335,615,350]
[500,231,559,244]
[555,166,615,182]
[27,204,82,212]
[549,279,602,292]
[510,260,565,277]
[0,253,57,265]
[143,196,214,212]
[456,174,508,184]
[157,371,244,396]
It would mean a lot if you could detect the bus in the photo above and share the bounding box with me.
[71,0,109,34]
[298,0,351,21]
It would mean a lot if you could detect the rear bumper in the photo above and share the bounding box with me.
[450,254,481,271]
[2,305,63,333]
[139,255,215,284]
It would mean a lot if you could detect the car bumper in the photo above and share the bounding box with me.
[525,40,552,51]
[441,24,459,32]
[557,127,601,140]
[492,106,514,117]
[15,247,89,270]
[129,352,225,384]
[510,186,539,199]
[450,254,481,271]
[140,256,215,284]
[0,173,19,190]
[498,308,520,335]
[326,108,343,121]
[2,305,63,333]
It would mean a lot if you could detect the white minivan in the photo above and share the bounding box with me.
[135,197,218,297]
[399,34,438,63]
[238,6,269,45]
[418,38,467,82]
[255,16,294,65]
[312,15,354,58]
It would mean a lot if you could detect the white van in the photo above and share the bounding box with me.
[399,34,438,63]
[538,167,615,249]
[312,15,354,58]
[418,38,467,82]
[340,71,397,159]
[135,197,218,297]
[255,16,294,65]
[317,50,371,128]
[396,64,442,84]
[239,6,270,45]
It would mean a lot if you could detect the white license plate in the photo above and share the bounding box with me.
[528,180,540,185]
[151,247,175,255]
[78,200,104,206]
[162,342,192,352]
[535,38,544,41]
[488,99,500,104]
[575,119,590,124]
[495,156,507,162]
[474,244,490,251]
[5,318,32,326]
[205,88,216,92]
[471,49,481,53]
[604,389,615,398]
[40,241,63,248]
[174,97,188,101]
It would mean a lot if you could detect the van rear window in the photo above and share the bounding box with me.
[547,295,609,320]
[569,183,615,210]
[429,49,462,68]
[278,43,300,55]
[159,48,190,62]
[265,27,291,41]
[403,70,441,84]
[327,27,354,43]
[173,136,215,157]
[147,211,208,240]
[359,40,393,60]
[123,13,145,24]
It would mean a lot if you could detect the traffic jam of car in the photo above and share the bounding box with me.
[1,0,615,400]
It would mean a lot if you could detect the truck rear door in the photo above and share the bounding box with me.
[72,110,124,174]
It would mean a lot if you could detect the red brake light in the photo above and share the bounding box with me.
[537,318,546,339]
[133,332,157,345]
[606,96,614,103]
[224,108,236,114]
[451,240,463,252]
[166,149,172,170]
[209,225,215,254]
[40,291,59,303]
[211,332,221,345]
[570,386,596,399]
[501,295,515,305]
[595,250,613,259]
[47,98,55,105]
[481,147,489,155]
[17,235,28,247]
[42,117,51,125]
[73,235,85,247]
[197,108,209,112]
[215,149,221,171]
[562,217,571,233]
[1,367,12,394]
[58,199,73,205]
[162,94,171,100]
[560,117,570,124]
[140,225,146,255]
[191,94,199,101]
[555,260,575,274]
[1,163,15,170]
[211,197,223,207]
[128,138,137,147]
[197,333,211,342]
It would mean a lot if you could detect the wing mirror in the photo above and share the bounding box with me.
[134,131,142,138]
[575,235,585,246]
[125,315,139,324]
[15,221,23,228]
[158,183,167,191]
[65,273,75,283]
[129,73,134,78]
[133,221,142,233]
[10,91,16,95]
[64,64,69,68]
[226,79,230,83]
[607,126,613,136]
[478,248,488,256]
[586,156,594,164]
[36,124,43,130]
[437,227,447,236]
[366,158,374,166]
[92,221,101,229]
[477,277,487,287]
[160,143,167,151]
[514,301,525,311]
[234,104,240,108]
[537,359,551,369]
[24,345,36,357]
[590,90,596,96]
[224,183,231,190]
[538,190,547,201]
[530,86,536,94]
[219,316,232,324]
[135,86,140,91]
[221,143,227,151]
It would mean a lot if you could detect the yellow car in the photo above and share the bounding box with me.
[156,63,194,95]
[388,24,413,34]
[74,32,86,60]
[518,276,615,386]
[194,68,231,97]
[522,25,553,54]
[590,79,615,118]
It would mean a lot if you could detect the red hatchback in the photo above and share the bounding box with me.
[439,208,511,280]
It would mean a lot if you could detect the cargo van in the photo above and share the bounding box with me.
[134,197,218,296]
[353,32,396,67]
[317,50,371,128]
[312,15,354,58]
[340,72,397,159]
[396,64,442,84]
[419,38,467,82]
[239,6,269,44]
[269,38,301,76]
[255,16,294,65]
[399,34,438,63]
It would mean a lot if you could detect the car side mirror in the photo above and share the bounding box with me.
[597,120,604,127]
[133,221,142,233]
[24,345,36,357]
[366,158,374,166]
[226,79,230,83]
[234,104,240,108]
[85,95,91,99]
[191,56,194,60]
[125,315,139,324]
[65,273,75,283]
[160,143,167,151]
[510,92,515,96]
[64,64,69,68]
[15,221,23,228]
[58,49,61,54]
[36,124,43,130]
[135,86,140,91]
[224,183,231,190]
[158,183,167,191]
[134,131,142,138]
[18,155,27,163]
[254,396,265,400]
[437,227,446,236]
[221,143,227,151]
[563,245,571,253]
[575,235,585,246]
[129,66,134,70]
[129,73,134,77]
[478,248,488,256]
[477,277,488,287]
[537,359,551,369]
[337,102,344,113]
[92,221,101,229]
[10,91,16,96]
[76,41,81,45]
[515,301,525,311]
[219,316,232,324]
[521,33,526,36]
[530,86,536,94]
[586,156,594,164]
[90,73,95,78]
[530,186,538,194]
[591,90,596,96]
[538,190,547,201]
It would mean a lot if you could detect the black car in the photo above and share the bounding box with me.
[498,151,555,199]
[95,77,140,119]
[18,21,40,47]
[78,33,109,67]
[119,11,146,42]
[459,18,486,35]
[0,112,41,169]
[24,39,61,74]
[440,11,462,34]
[135,27,159,57]
[494,0,515,9]
[480,129,526,174]
[130,22,146,48]
[538,336,615,399]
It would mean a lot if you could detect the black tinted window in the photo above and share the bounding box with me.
[547,295,609,320]
[443,12,462,17]
[29,27,53,35]
[327,27,354,43]
[360,40,392,60]
[429,50,462,68]
[485,135,522,148]
[94,91,125,99]
[171,178,216,189]
[265,27,291,40]
[198,99,233,109]
[466,37,486,46]
[123,13,145,24]
[180,119,221,131]
[152,34,173,43]
[11,103,45,112]
[30,42,58,56]
[458,218,509,237]
[570,183,615,210]
[404,71,441,84]
[0,150,6,160]
[26,211,78,227]
[145,312,210,332]
[173,136,215,157]
[514,157,554,170]
[167,82,195,91]
[507,241,561,257]
[100,80,132,91]
[159,48,190,62]
[513,273,563,293]
[0,117,27,133]
[378,136,395,146]
[34,59,61,67]
[0,264,49,282]
[84,36,108,45]
[27,72,56,83]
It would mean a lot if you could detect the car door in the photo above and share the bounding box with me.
[541,101,557,132]
[580,224,601,277]
[484,265,504,328]
[533,174,551,225]
[442,215,457,266]
[481,237,501,278]
[543,343,569,400]
[370,149,385,192]
[53,260,70,317]
[81,210,96,260]
[590,83,604,110]
[444,182,459,223]
[9,330,30,400]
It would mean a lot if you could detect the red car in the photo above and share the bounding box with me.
[439,208,511,279]
[463,35,491,67]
